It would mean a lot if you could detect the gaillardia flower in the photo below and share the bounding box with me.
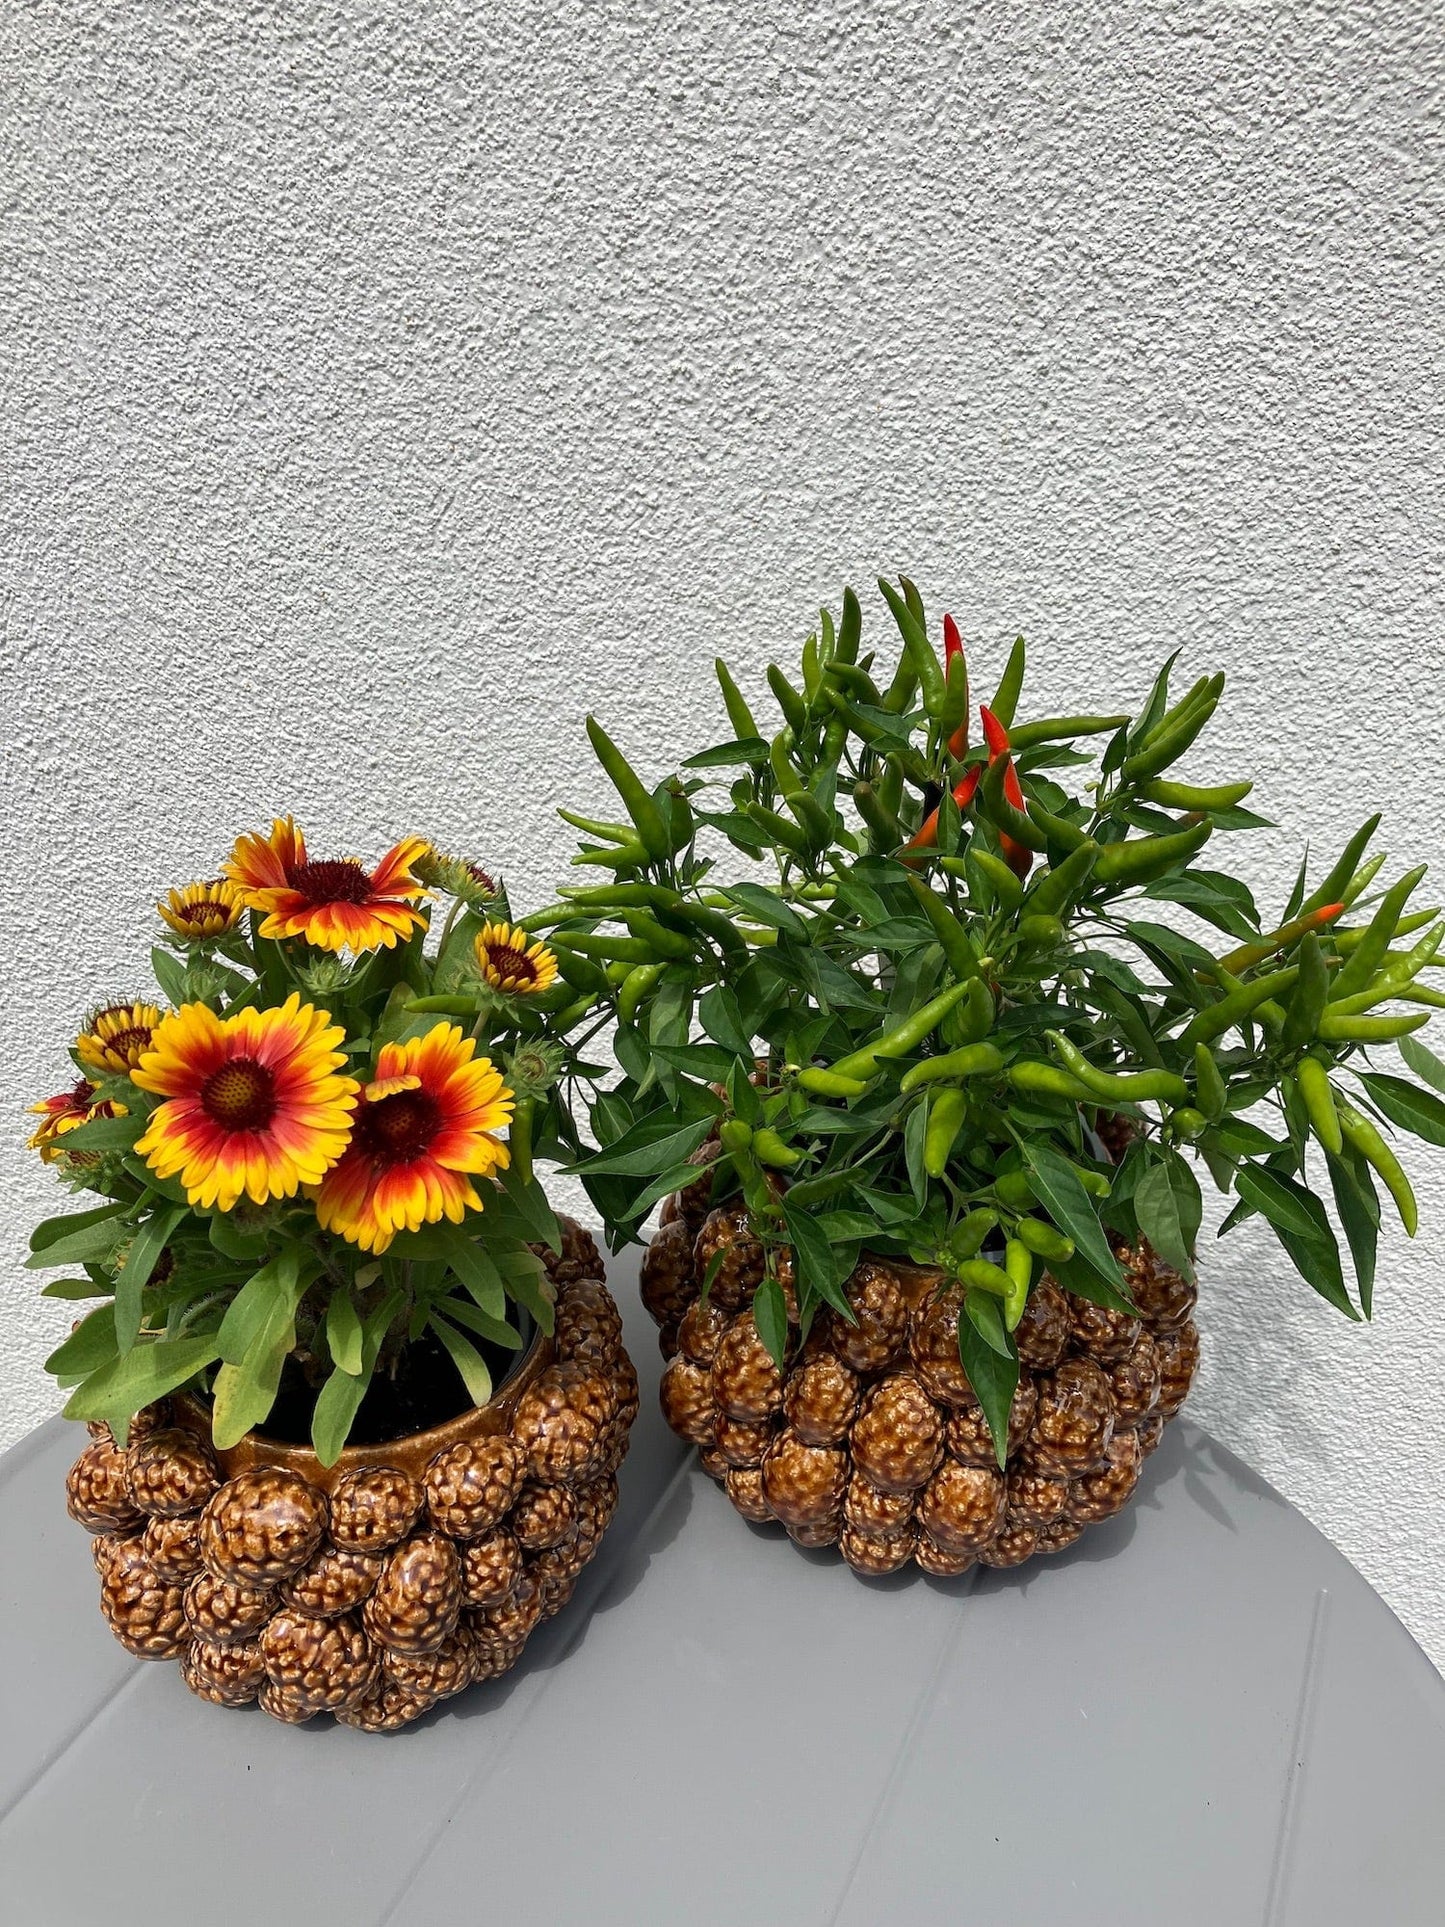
[223,817,429,954]
[75,1002,164,1075]
[313,1023,513,1254]
[158,879,245,942]
[131,994,358,1211]
[474,921,558,996]
[28,1083,127,1162]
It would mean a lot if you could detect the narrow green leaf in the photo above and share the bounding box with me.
[753,1273,788,1367]
[964,1288,1012,1357]
[1234,1165,1356,1317]
[310,1364,372,1467]
[150,945,190,1005]
[1326,1148,1380,1319]
[430,1315,494,1408]
[24,1215,130,1272]
[325,1291,364,1375]
[45,1304,119,1381]
[29,1200,128,1256]
[1021,1144,1124,1286]
[1135,1159,1199,1282]
[781,1197,853,1320]
[570,1114,717,1179]
[1356,1072,1445,1148]
[1398,1032,1445,1098]
[503,1251,556,1336]
[63,1336,222,1433]
[954,1311,1019,1470]
[114,1206,187,1352]
[438,1295,523,1348]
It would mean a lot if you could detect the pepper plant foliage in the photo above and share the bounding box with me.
[541,578,1445,1462]
[27,831,596,1464]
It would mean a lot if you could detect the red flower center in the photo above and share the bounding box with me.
[467,865,497,893]
[201,1059,276,1132]
[106,1026,152,1060]
[290,858,376,906]
[489,944,537,983]
[68,1078,94,1108]
[357,1090,440,1164]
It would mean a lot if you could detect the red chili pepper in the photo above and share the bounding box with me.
[942,615,969,760]
[902,764,983,861]
[978,704,1031,877]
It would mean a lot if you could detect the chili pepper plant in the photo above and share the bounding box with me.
[28,824,608,1464]
[537,579,1445,1465]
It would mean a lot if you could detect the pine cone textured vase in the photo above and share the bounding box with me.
[67,1219,634,1731]
[649,1184,1198,1578]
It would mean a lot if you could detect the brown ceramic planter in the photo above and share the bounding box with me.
[642,1171,1198,1578]
[65,1217,639,1730]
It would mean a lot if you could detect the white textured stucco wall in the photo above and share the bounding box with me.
[3,3,1443,1666]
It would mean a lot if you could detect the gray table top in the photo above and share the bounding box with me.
[2,1253,1443,1927]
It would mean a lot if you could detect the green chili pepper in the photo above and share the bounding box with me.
[745,801,811,858]
[1281,932,1330,1049]
[1024,799,1090,855]
[784,788,835,850]
[1340,852,1388,909]
[1177,966,1300,1047]
[556,809,645,846]
[1294,1054,1342,1155]
[617,962,664,1023]
[936,649,970,743]
[1316,1010,1430,1042]
[718,1119,754,1158]
[978,755,1048,853]
[555,931,657,965]
[855,780,903,853]
[899,1042,1005,1094]
[796,1066,870,1099]
[508,1096,535,1186]
[878,578,944,709]
[1140,778,1254,811]
[880,653,919,715]
[942,976,996,1048]
[825,660,882,702]
[1171,1108,1208,1139]
[801,633,822,701]
[837,586,862,664]
[1193,1042,1228,1121]
[1002,1240,1032,1328]
[1016,913,1063,951]
[752,1128,802,1170]
[405,994,481,1015]
[1007,1060,1095,1101]
[923,1087,968,1176]
[1336,1098,1418,1235]
[971,847,1026,909]
[654,899,748,965]
[769,731,803,797]
[1299,814,1382,918]
[989,637,1027,729]
[1334,907,1437,954]
[956,1257,1011,1299]
[570,842,648,871]
[1330,864,1428,1001]
[903,872,980,979]
[549,944,610,994]
[877,755,906,817]
[715,659,760,741]
[557,882,663,910]
[1123,675,1224,780]
[1094,820,1213,885]
[621,911,693,961]
[995,1168,1035,1210]
[1024,841,1099,918]
[828,980,975,1081]
[1009,713,1130,751]
[951,1209,998,1260]
[766,665,808,734]
[1046,1032,1191,1107]
[585,717,672,861]
[1014,1218,1074,1263]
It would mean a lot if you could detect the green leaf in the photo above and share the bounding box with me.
[29,1199,129,1256]
[45,1304,120,1381]
[40,1276,113,1299]
[497,1163,562,1253]
[216,1250,304,1366]
[438,1295,523,1349]
[63,1336,223,1433]
[626,1158,720,1224]
[1134,1157,1201,1282]
[325,1291,364,1375]
[55,1112,144,1154]
[1326,1148,1380,1319]
[1398,1032,1445,1099]
[150,945,191,1006]
[1356,1072,1445,1148]
[1021,1144,1124,1286]
[904,1096,929,1210]
[954,1311,1019,1470]
[570,1114,717,1179]
[683,737,769,769]
[502,1250,556,1336]
[1048,1250,1139,1317]
[310,1364,372,1467]
[698,986,754,1055]
[964,1288,1012,1357]
[753,1273,788,1368]
[1234,1165,1356,1318]
[430,1315,494,1407]
[716,882,808,941]
[780,1196,853,1320]
[24,1214,130,1272]
[114,1206,187,1353]
[650,1041,743,1082]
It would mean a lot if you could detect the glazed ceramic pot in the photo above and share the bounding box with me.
[642,1164,1197,1577]
[65,1217,638,1730]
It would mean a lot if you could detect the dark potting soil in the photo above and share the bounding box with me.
[236,1324,532,1449]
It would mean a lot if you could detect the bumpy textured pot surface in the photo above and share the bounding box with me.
[643,1165,1198,1578]
[67,1218,638,1730]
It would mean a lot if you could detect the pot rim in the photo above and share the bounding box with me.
[172,1320,554,1492]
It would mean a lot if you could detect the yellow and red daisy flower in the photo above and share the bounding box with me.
[474,921,558,996]
[130,995,358,1211]
[28,1083,127,1163]
[222,817,430,954]
[75,1002,164,1075]
[158,880,245,942]
[313,1023,513,1254]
